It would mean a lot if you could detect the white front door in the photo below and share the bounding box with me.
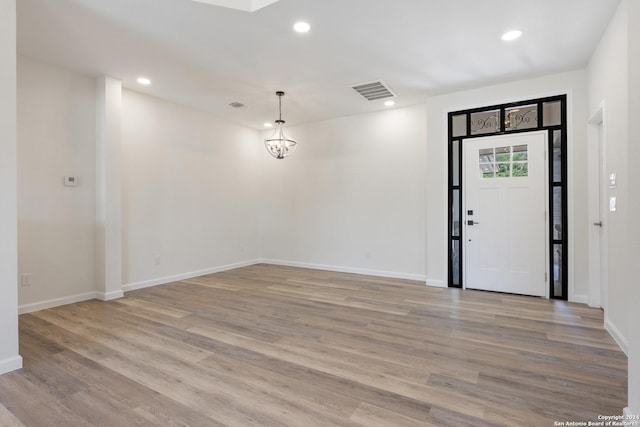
[464,132,547,297]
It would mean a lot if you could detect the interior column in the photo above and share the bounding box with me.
[95,75,124,301]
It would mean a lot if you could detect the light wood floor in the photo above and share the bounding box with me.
[0,264,627,426]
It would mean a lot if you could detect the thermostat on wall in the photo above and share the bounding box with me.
[64,176,79,187]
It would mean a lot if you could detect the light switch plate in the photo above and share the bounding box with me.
[64,176,79,187]
[610,196,617,212]
[609,173,617,188]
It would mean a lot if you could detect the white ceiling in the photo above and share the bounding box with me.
[17,0,619,129]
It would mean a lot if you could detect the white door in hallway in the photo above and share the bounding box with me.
[464,132,547,297]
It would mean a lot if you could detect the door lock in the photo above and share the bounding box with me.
[467,220,480,226]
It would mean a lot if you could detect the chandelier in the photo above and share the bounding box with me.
[264,91,297,159]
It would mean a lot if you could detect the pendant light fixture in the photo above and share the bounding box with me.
[264,91,297,159]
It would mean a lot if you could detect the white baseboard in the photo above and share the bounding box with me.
[570,293,589,304]
[18,259,425,314]
[96,290,124,301]
[19,291,99,314]
[260,259,426,282]
[605,317,629,355]
[122,259,261,292]
[0,355,23,375]
[426,279,447,288]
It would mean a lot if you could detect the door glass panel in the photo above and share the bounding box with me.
[543,101,562,126]
[512,144,528,161]
[553,130,562,183]
[452,240,460,286]
[505,104,538,131]
[479,148,494,163]
[452,189,460,237]
[553,187,562,240]
[452,114,467,137]
[512,162,528,177]
[512,145,528,177]
[496,163,510,177]
[479,148,494,178]
[480,163,494,178]
[495,146,511,162]
[471,110,501,135]
[452,139,460,186]
[553,244,563,297]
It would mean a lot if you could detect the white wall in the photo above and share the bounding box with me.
[425,71,589,298]
[121,90,262,289]
[15,62,263,307]
[0,0,22,374]
[17,56,97,311]
[625,0,640,417]
[587,1,640,414]
[260,105,427,280]
[587,0,629,351]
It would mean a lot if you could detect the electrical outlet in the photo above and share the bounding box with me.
[20,273,32,287]
[154,256,161,266]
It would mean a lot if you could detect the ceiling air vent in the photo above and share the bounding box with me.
[351,81,395,101]
[229,101,246,109]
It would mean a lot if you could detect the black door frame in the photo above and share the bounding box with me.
[447,94,568,300]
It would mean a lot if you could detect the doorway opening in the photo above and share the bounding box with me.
[447,95,568,299]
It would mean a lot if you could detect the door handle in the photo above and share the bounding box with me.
[593,221,603,227]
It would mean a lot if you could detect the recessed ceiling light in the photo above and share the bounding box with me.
[294,22,310,33]
[137,77,151,85]
[384,100,396,107]
[501,30,522,41]
[264,123,273,128]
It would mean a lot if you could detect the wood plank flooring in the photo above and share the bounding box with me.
[0,264,627,426]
